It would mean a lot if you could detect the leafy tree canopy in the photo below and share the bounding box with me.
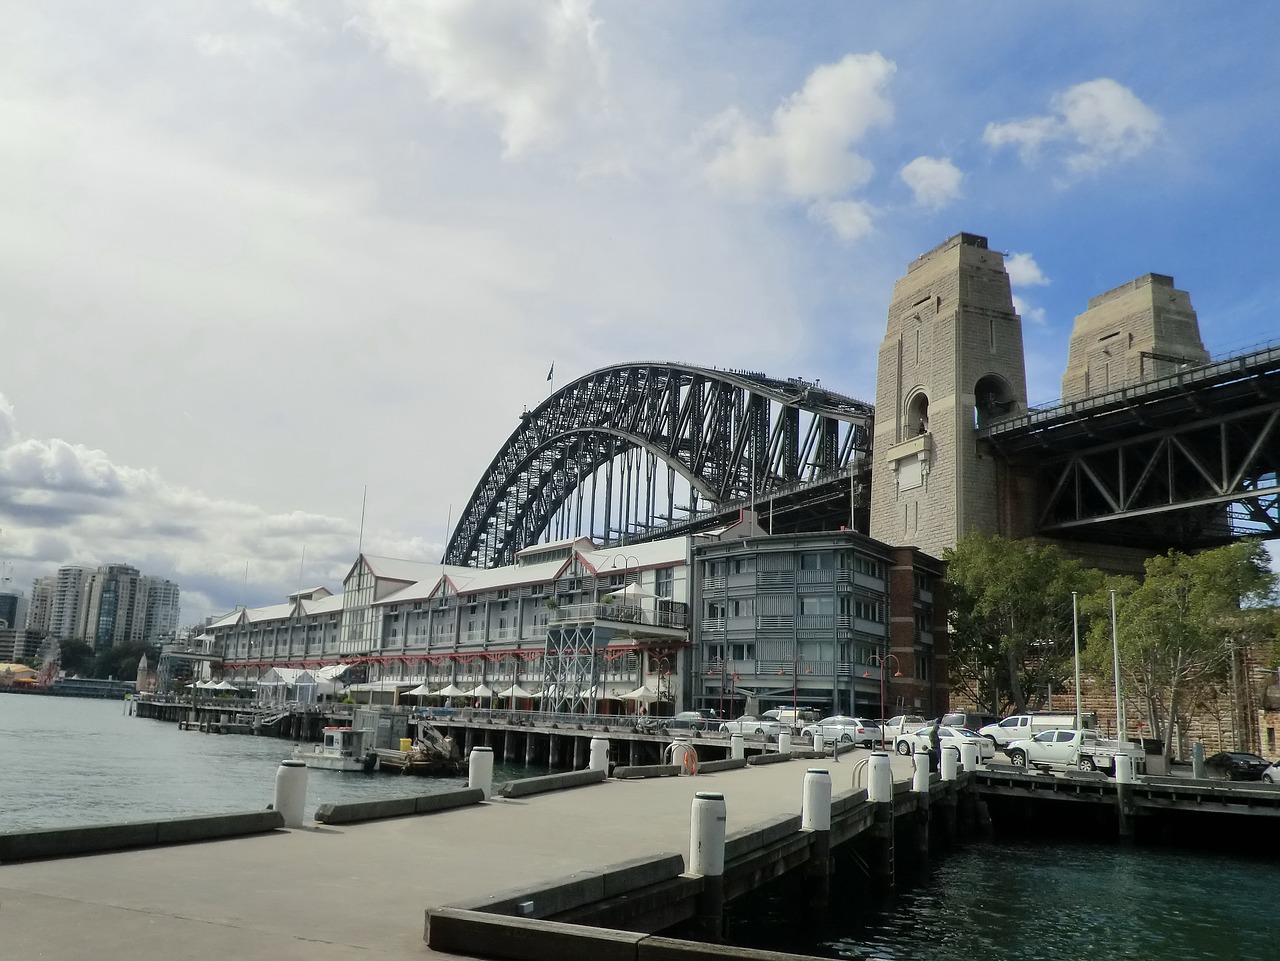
[944,532,1105,715]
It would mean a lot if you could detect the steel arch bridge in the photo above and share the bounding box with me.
[444,362,875,568]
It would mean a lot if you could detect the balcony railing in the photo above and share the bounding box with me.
[549,602,688,630]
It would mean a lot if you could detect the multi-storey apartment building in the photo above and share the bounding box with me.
[690,515,947,719]
[26,575,55,633]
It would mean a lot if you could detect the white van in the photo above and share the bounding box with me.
[979,712,1096,748]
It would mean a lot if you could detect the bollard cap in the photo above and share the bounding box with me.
[806,768,830,775]
[280,759,306,768]
[471,746,494,753]
[694,791,724,801]
[870,751,888,757]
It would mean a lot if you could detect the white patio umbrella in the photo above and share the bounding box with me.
[434,683,469,698]
[605,584,659,601]
[622,685,660,703]
[212,680,239,691]
[498,683,537,699]
[403,683,434,697]
[468,684,496,700]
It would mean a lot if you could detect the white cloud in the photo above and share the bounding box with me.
[984,78,1161,174]
[1012,294,1047,327]
[810,199,875,242]
[0,392,434,624]
[899,156,962,208]
[349,0,607,157]
[703,53,895,204]
[1005,252,1048,287]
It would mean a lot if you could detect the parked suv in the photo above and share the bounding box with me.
[941,711,999,732]
[979,712,1095,749]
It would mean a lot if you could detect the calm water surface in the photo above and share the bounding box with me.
[0,693,534,831]
[729,838,1278,961]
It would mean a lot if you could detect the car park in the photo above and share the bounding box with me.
[880,714,927,740]
[665,711,714,732]
[800,715,882,747]
[1203,751,1271,781]
[894,725,995,762]
[719,715,784,736]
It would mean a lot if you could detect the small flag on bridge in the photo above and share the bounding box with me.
[546,363,554,382]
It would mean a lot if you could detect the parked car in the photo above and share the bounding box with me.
[894,725,995,762]
[880,714,927,740]
[1203,751,1271,781]
[719,715,783,736]
[800,716,882,747]
[762,707,821,730]
[664,711,713,732]
[1264,759,1280,784]
[940,711,999,732]
[1004,729,1142,775]
[978,712,1095,748]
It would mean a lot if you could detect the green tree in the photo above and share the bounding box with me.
[944,532,1105,714]
[57,639,95,676]
[90,641,159,681]
[1081,541,1278,758]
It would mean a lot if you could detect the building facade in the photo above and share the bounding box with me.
[690,522,947,720]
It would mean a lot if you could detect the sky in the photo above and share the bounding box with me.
[2,1,1278,628]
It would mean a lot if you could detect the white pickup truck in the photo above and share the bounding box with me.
[1005,729,1145,776]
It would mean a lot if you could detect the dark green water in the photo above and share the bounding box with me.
[727,839,1277,961]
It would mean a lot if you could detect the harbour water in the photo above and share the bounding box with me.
[727,835,1277,961]
[5,693,1276,960]
[0,693,534,832]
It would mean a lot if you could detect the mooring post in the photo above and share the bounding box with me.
[730,734,745,761]
[273,759,308,828]
[778,731,792,755]
[689,791,727,943]
[801,768,833,911]
[1191,741,1205,779]
[468,746,494,800]
[813,732,825,755]
[911,748,931,864]
[867,752,895,886]
[1115,752,1136,841]
[589,737,609,774]
[959,742,980,772]
[940,744,959,782]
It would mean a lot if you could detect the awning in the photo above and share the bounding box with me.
[434,683,469,697]
[498,684,538,699]
[622,685,660,702]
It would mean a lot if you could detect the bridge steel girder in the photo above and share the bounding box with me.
[981,344,1280,550]
[445,363,874,568]
[1035,402,1280,542]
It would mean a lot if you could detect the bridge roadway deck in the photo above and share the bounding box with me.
[2,749,916,961]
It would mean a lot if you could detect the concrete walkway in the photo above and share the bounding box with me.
[2,750,917,961]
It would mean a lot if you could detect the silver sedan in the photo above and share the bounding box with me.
[719,715,784,736]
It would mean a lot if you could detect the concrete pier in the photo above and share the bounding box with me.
[2,750,920,961]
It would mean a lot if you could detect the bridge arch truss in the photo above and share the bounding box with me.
[445,362,874,568]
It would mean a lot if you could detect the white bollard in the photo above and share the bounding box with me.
[689,791,727,877]
[867,752,892,803]
[730,734,745,760]
[273,759,308,828]
[778,731,792,755]
[802,768,832,831]
[1114,753,1135,784]
[913,749,931,792]
[960,742,980,771]
[813,733,826,755]
[941,745,959,781]
[589,737,609,774]
[469,746,495,799]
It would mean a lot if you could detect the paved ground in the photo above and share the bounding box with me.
[2,749,918,961]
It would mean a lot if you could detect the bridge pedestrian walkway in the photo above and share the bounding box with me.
[2,750,916,961]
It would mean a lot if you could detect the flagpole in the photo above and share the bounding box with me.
[547,361,555,397]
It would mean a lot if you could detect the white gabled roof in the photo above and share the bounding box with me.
[360,555,453,583]
[582,536,689,574]
[301,593,345,615]
[244,602,295,624]
[207,608,246,629]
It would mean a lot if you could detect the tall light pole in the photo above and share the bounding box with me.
[1071,591,1083,730]
[1109,589,1127,744]
[867,652,901,749]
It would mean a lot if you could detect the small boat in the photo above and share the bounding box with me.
[292,726,378,772]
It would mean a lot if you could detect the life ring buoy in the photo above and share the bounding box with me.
[682,749,699,776]
[667,741,699,775]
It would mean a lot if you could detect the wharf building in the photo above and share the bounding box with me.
[206,517,945,718]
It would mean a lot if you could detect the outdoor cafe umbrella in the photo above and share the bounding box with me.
[622,685,660,703]
[467,684,496,702]
[433,683,469,698]
[212,680,239,691]
[497,683,537,700]
[605,584,659,601]
[403,683,434,698]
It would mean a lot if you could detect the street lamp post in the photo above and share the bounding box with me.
[1071,591,1083,730]
[866,652,901,750]
[1109,589,1127,744]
